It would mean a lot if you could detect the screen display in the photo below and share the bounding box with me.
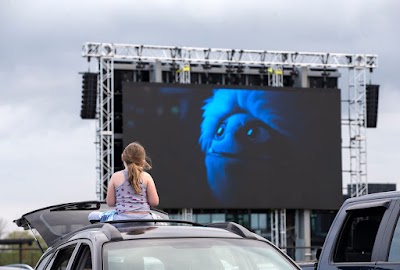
[123,82,342,209]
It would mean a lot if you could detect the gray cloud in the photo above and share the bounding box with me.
[0,0,399,233]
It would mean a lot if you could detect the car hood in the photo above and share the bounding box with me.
[14,201,168,246]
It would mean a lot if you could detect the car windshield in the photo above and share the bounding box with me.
[103,238,298,270]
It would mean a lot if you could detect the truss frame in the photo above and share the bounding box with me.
[348,67,368,196]
[97,57,114,200]
[83,43,377,69]
[82,42,377,246]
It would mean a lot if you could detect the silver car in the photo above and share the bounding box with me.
[15,201,300,270]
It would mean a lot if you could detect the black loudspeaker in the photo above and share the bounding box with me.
[114,138,124,172]
[366,84,380,128]
[80,72,98,119]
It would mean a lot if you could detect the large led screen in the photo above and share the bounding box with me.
[123,82,342,210]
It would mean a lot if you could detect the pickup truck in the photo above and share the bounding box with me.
[300,190,400,270]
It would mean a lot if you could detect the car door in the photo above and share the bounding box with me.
[44,243,78,270]
[69,242,93,270]
[318,198,395,270]
[36,241,94,270]
[375,198,400,270]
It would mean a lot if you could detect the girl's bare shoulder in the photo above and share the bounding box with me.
[140,171,153,183]
[112,170,126,178]
[111,170,126,185]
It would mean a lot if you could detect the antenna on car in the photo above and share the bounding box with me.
[26,223,44,254]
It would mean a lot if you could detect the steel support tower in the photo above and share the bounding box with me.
[82,42,378,249]
[346,67,369,196]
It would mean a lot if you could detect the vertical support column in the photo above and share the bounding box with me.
[280,209,287,253]
[98,57,114,200]
[271,209,279,246]
[271,209,287,251]
[294,68,312,261]
[95,65,101,199]
[151,60,163,83]
[176,61,193,218]
[304,210,311,260]
[267,66,284,87]
[182,208,193,221]
[270,209,279,246]
[176,62,191,83]
[348,67,368,197]
[268,65,286,252]
[295,210,311,261]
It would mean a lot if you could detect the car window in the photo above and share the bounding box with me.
[388,213,400,261]
[103,238,298,270]
[36,255,52,270]
[333,207,385,263]
[70,244,92,270]
[47,245,77,270]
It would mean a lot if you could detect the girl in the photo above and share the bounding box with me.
[106,142,159,220]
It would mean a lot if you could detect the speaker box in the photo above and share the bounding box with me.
[366,84,379,128]
[80,72,98,119]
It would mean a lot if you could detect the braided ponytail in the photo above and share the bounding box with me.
[122,142,152,194]
[127,163,142,194]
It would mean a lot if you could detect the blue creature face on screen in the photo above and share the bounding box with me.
[199,89,297,205]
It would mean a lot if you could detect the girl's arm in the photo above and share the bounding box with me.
[106,174,117,207]
[144,172,159,207]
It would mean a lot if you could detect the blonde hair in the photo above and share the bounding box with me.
[122,142,152,194]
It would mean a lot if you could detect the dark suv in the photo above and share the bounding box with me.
[15,201,300,270]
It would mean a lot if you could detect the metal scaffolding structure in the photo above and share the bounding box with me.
[267,67,286,249]
[83,43,377,69]
[96,58,115,199]
[81,42,378,249]
[271,209,287,252]
[347,67,369,197]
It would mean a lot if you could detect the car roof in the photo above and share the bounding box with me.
[119,225,244,240]
[70,221,261,242]
[344,190,400,204]
[13,201,168,246]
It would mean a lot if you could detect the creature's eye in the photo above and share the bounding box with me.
[243,121,270,143]
[214,122,226,140]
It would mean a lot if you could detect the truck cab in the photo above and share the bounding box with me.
[314,191,400,270]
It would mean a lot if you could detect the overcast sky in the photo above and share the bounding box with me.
[1,0,399,234]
